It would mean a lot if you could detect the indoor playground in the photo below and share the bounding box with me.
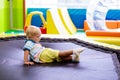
[0,0,120,80]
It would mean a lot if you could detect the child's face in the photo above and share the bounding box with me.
[31,33,41,43]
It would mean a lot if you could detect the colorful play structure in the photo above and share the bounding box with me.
[83,0,120,46]
[84,20,120,37]
[24,11,47,34]
[84,20,120,46]
[24,8,77,34]
[84,0,120,37]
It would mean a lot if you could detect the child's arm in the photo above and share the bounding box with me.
[24,50,34,65]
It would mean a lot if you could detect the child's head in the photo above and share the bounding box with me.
[26,26,41,42]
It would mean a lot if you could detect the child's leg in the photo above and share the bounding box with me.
[59,48,85,58]
[58,48,85,62]
[60,56,72,62]
[59,50,73,58]
[58,50,74,62]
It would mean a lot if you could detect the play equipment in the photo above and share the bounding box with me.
[24,11,47,34]
[85,0,120,37]
[84,20,120,37]
[47,8,69,34]
[47,8,77,34]
[84,20,120,45]
[58,8,77,34]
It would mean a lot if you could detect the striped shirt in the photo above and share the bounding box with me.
[23,40,45,63]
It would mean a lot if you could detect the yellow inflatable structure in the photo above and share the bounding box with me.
[58,8,77,34]
[47,8,77,34]
[24,11,47,33]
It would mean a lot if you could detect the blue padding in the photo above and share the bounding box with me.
[27,8,120,29]
[31,14,43,27]
[106,9,120,20]
[68,9,86,28]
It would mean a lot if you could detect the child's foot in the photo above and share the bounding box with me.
[74,48,85,54]
[71,55,79,62]
[73,48,85,62]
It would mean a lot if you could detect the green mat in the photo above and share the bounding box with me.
[5,30,24,34]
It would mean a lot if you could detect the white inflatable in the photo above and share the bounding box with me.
[86,0,120,31]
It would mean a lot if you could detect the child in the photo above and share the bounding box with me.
[23,26,85,65]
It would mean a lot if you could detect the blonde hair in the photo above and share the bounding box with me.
[26,26,41,39]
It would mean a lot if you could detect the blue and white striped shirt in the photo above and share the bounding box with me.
[23,40,45,63]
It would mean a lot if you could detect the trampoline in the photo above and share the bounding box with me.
[0,36,120,80]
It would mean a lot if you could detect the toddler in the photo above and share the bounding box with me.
[23,26,85,65]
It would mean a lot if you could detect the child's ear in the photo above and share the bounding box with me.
[26,37,29,39]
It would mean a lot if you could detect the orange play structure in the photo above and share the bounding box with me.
[84,20,120,37]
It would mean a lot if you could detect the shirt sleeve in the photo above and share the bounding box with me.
[23,40,34,51]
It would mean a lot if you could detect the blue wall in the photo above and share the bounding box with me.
[27,8,120,29]
[68,9,86,29]
[106,10,120,20]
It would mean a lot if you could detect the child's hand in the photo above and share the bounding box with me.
[24,61,34,65]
